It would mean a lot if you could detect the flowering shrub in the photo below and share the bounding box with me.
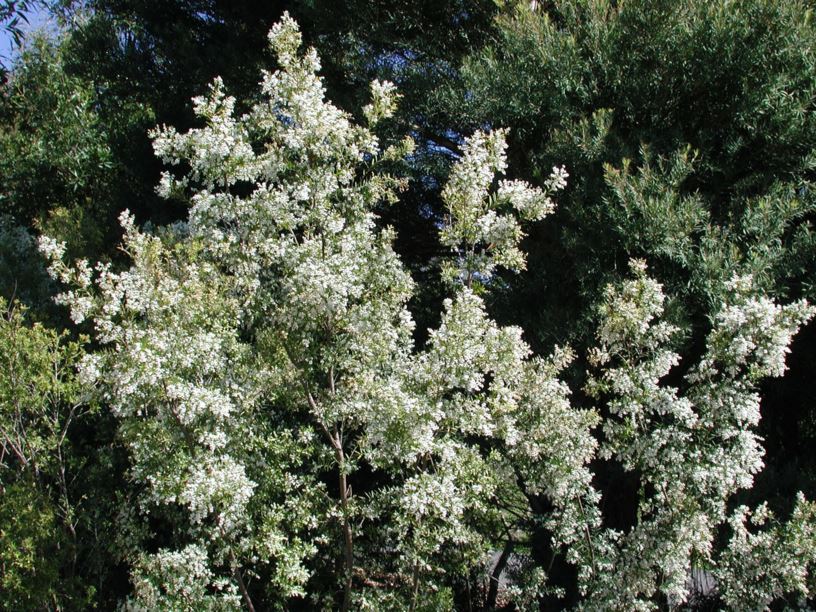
[39,14,816,610]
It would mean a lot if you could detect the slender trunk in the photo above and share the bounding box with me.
[219,524,255,612]
[306,387,354,610]
[486,540,513,610]
[233,565,256,612]
[56,445,78,577]
[335,437,354,612]
[409,561,421,612]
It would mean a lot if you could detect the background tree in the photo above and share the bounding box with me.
[0,34,118,258]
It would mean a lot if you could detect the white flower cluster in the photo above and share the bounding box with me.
[152,78,255,190]
[126,544,242,610]
[363,79,399,125]
[582,260,815,608]
[716,494,816,609]
[37,234,95,324]
[181,455,256,532]
[706,274,814,379]
[40,209,315,604]
[440,130,566,284]
[497,177,558,221]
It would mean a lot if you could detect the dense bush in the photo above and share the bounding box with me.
[2,2,816,609]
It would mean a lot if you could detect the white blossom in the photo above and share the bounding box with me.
[363,79,399,125]
[440,129,565,283]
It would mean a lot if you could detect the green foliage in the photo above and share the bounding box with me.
[0,297,98,608]
[0,34,114,257]
[453,0,816,346]
[0,1,35,67]
[0,215,53,312]
[0,297,86,478]
[0,480,62,610]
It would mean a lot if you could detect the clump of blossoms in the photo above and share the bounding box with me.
[716,494,816,609]
[39,12,816,612]
[582,261,815,609]
[439,128,567,286]
[42,212,320,609]
[405,131,600,610]
[126,544,243,610]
